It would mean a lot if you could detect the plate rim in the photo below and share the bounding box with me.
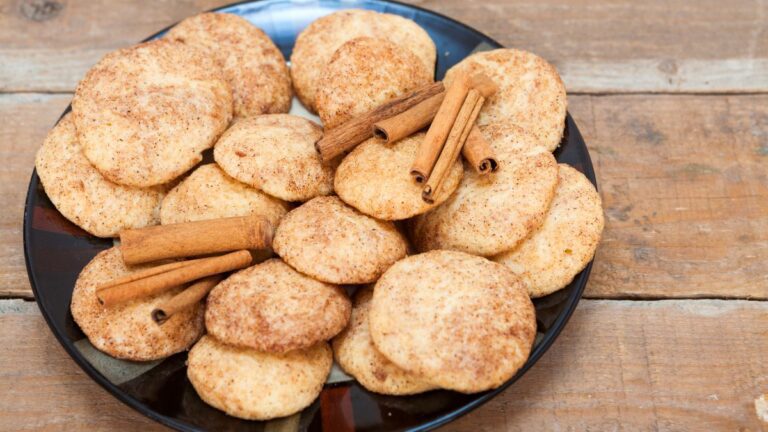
[22,1,595,431]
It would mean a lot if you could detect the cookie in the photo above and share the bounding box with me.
[445,48,567,151]
[410,124,559,256]
[70,248,204,361]
[187,335,332,420]
[35,114,164,237]
[315,37,433,128]
[273,196,407,284]
[334,133,462,220]
[214,114,333,202]
[495,164,604,297]
[332,286,436,395]
[166,12,292,117]
[205,259,351,353]
[72,39,233,187]
[369,250,536,393]
[159,164,288,227]
[290,9,435,112]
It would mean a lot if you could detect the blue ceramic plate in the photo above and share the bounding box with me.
[24,1,596,430]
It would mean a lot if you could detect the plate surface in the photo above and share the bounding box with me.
[23,1,597,431]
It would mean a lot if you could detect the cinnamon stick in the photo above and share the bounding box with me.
[422,90,485,203]
[151,275,222,324]
[97,250,252,307]
[410,74,471,184]
[120,215,272,265]
[462,125,498,174]
[96,257,210,291]
[372,92,445,143]
[315,81,445,162]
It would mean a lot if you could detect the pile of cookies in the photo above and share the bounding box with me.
[35,8,605,422]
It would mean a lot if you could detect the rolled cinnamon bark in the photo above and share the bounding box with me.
[462,125,498,174]
[410,74,471,184]
[373,92,445,143]
[315,81,445,162]
[422,90,485,203]
[409,73,497,184]
[151,275,223,324]
[97,250,252,307]
[119,215,272,265]
[96,259,193,291]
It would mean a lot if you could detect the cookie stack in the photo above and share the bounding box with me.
[190,259,347,420]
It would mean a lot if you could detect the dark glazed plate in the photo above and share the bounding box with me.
[23,1,597,431]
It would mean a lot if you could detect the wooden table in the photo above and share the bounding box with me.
[1,0,766,430]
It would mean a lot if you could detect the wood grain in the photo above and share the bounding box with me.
[0,0,231,92]
[0,300,166,431]
[1,299,765,431]
[417,0,768,93]
[0,93,70,298]
[568,94,768,299]
[2,1,765,431]
[444,299,768,431]
[0,0,767,92]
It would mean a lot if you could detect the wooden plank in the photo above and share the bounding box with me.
[420,0,768,93]
[555,58,768,94]
[445,299,768,431]
[0,93,70,298]
[1,299,765,430]
[2,93,767,299]
[0,300,166,431]
[567,94,768,299]
[0,0,767,93]
[0,0,230,93]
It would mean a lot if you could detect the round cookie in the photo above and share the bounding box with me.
[445,48,567,151]
[205,259,351,353]
[72,39,233,187]
[291,9,436,112]
[410,124,559,256]
[273,196,407,284]
[214,115,333,202]
[165,12,292,117]
[35,114,164,238]
[316,37,433,128]
[70,248,204,361]
[369,250,536,393]
[159,164,288,227]
[494,164,604,297]
[187,335,332,421]
[332,286,436,395]
[334,133,462,220]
